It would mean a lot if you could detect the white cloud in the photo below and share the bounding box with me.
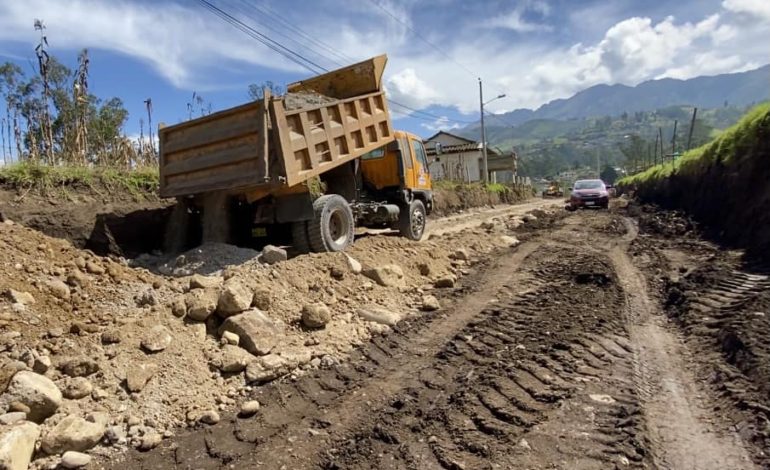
[420,116,461,132]
[722,0,770,21]
[486,0,552,32]
[384,67,442,109]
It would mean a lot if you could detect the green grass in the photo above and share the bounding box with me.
[0,162,159,194]
[619,102,770,187]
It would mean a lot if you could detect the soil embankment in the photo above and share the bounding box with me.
[619,104,770,260]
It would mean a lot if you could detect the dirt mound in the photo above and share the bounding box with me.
[0,203,547,467]
[432,183,533,216]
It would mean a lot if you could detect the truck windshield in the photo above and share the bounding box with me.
[574,180,604,190]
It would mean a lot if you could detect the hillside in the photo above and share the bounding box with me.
[481,65,770,127]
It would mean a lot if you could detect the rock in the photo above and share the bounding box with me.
[245,354,288,383]
[344,254,362,274]
[101,329,121,345]
[434,275,457,288]
[0,412,26,425]
[69,322,99,335]
[214,345,252,373]
[65,270,89,288]
[252,287,271,311]
[185,288,219,322]
[417,263,431,276]
[46,279,71,300]
[450,249,470,261]
[60,358,100,377]
[239,400,260,417]
[135,288,158,307]
[189,274,223,290]
[301,303,331,329]
[330,266,345,280]
[522,213,538,222]
[61,451,92,468]
[0,361,26,394]
[199,410,220,425]
[32,355,51,374]
[363,264,405,287]
[221,331,239,346]
[357,307,402,326]
[140,325,172,353]
[126,362,158,393]
[500,235,520,247]
[138,431,162,451]
[1,371,62,422]
[217,279,253,316]
[170,297,186,318]
[5,290,35,306]
[105,425,127,445]
[421,295,441,311]
[261,245,287,265]
[85,261,105,275]
[218,310,283,356]
[63,377,93,399]
[8,402,30,414]
[0,421,40,470]
[41,415,105,454]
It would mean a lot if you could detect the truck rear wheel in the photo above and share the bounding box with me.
[291,221,311,254]
[307,194,354,252]
[399,199,426,241]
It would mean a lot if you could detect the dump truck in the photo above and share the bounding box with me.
[158,55,433,253]
[541,181,564,198]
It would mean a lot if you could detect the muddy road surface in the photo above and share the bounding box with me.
[109,210,764,470]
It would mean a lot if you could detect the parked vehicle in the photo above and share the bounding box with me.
[158,55,433,253]
[541,180,564,198]
[566,179,609,210]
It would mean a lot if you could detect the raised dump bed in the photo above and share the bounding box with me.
[158,55,394,199]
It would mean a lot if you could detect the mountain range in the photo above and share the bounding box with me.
[481,65,769,127]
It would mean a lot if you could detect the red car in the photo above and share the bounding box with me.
[567,179,609,210]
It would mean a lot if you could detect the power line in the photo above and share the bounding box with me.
[389,100,474,124]
[196,0,328,74]
[367,0,477,79]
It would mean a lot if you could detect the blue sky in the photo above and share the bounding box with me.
[0,0,768,143]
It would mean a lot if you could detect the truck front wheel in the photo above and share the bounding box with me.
[308,194,355,252]
[399,199,426,241]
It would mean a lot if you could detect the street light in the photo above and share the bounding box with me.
[479,78,506,184]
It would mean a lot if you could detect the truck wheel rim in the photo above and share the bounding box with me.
[412,209,425,236]
[329,210,348,244]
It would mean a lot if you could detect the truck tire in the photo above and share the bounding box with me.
[291,221,311,254]
[398,199,426,241]
[307,194,354,252]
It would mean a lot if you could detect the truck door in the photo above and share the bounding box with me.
[409,137,432,190]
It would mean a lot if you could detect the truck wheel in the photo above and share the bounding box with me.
[307,194,354,252]
[291,221,311,254]
[399,199,426,241]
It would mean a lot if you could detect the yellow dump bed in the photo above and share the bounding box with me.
[159,56,394,199]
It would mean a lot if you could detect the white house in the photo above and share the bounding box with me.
[424,131,517,183]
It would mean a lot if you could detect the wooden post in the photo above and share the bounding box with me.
[671,120,678,160]
[686,107,698,151]
[654,133,659,166]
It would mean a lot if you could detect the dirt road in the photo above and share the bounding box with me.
[107,209,764,469]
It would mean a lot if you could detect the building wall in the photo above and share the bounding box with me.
[429,151,482,182]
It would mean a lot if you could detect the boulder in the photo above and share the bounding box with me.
[239,400,260,417]
[135,288,158,307]
[5,290,35,306]
[218,310,282,356]
[32,356,51,374]
[0,412,26,425]
[41,415,105,454]
[189,274,223,290]
[85,261,106,275]
[450,249,470,261]
[1,371,62,422]
[185,288,219,321]
[46,279,71,300]
[363,264,405,287]
[65,270,89,288]
[261,245,287,265]
[252,287,271,311]
[344,254,362,274]
[100,329,122,345]
[301,303,331,329]
[138,431,162,451]
[62,377,93,400]
[60,357,99,377]
[421,295,441,311]
[199,410,220,425]
[170,297,186,318]
[217,279,253,316]
[245,354,288,383]
[61,451,92,469]
[213,345,252,373]
[0,361,26,394]
[0,421,40,470]
[125,363,157,393]
[221,331,239,346]
[357,307,402,326]
[500,235,521,247]
[434,275,457,288]
[140,325,172,353]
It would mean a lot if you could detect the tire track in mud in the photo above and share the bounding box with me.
[611,218,757,470]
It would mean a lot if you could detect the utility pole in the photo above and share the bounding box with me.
[686,107,698,151]
[671,120,678,160]
[479,78,488,184]
[658,127,664,163]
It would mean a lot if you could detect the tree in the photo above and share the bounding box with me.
[248,81,283,100]
[600,165,618,184]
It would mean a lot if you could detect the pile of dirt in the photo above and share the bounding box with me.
[0,205,552,468]
[283,90,337,111]
[431,183,533,217]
